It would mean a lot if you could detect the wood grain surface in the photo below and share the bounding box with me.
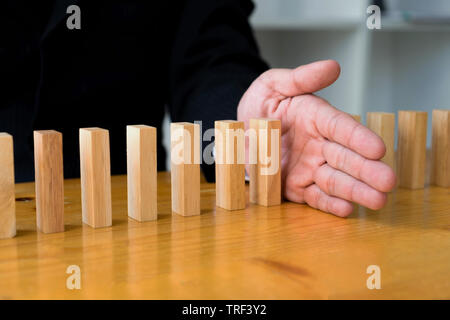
[0,172,448,299]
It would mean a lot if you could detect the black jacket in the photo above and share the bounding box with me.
[1,0,268,182]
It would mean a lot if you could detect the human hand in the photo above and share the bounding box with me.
[237,60,396,217]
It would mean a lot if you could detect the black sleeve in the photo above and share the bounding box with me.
[168,0,269,182]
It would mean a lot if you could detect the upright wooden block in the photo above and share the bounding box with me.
[79,128,112,228]
[367,112,395,169]
[249,119,281,206]
[351,114,361,123]
[397,111,428,189]
[170,123,200,216]
[127,125,157,221]
[0,133,15,239]
[34,130,64,233]
[431,109,450,187]
[215,120,246,210]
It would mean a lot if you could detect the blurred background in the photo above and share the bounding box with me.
[163,0,450,168]
[251,0,450,143]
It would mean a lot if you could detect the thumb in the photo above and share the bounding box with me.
[259,60,341,97]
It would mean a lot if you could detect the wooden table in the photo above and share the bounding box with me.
[0,172,449,299]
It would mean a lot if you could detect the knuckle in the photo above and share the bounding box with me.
[327,170,337,195]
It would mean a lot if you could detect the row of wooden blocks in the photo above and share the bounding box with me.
[352,110,450,189]
[1,109,449,239]
[0,119,281,239]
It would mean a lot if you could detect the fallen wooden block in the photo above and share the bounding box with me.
[79,128,112,228]
[34,130,64,233]
[367,112,395,169]
[170,122,200,216]
[431,109,450,187]
[249,118,281,206]
[215,120,246,210]
[0,133,16,239]
[397,111,428,189]
[127,125,157,221]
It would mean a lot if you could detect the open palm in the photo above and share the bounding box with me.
[238,60,396,217]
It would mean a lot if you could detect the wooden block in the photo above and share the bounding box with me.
[367,112,395,169]
[215,120,246,210]
[249,118,281,206]
[431,109,450,187]
[127,125,157,221]
[0,133,16,239]
[397,111,428,189]
[170,123,200,216]
[79,128,112,228]
[351,114,361,123]
[34,130,64,233]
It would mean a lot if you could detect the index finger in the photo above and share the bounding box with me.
[314,103,386,160]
